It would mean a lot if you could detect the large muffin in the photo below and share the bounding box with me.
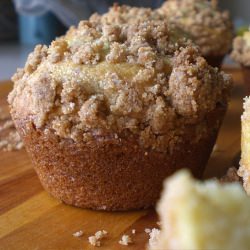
[8,6,232,211]
[158,0,233,68]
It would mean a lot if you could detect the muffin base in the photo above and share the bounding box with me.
[13,107,225,211]
[204,55,225,68]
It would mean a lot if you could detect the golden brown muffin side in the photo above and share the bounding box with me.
[12,103,224,211]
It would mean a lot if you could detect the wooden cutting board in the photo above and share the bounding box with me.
[0,68,245,250]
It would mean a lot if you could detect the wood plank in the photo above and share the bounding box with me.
[0,67,246,249]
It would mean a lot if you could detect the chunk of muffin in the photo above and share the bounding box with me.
[8,6,232,211]
[151,170,250,250]
[158,0,233,67]
[239,96,250,194]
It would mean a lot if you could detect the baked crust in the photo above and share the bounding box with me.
[13,105,225,211]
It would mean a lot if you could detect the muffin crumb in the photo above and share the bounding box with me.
[72,230,83,237]
[88,230,107,247]
[220,167,241,183]
[148,228,161,247]
[118,234,133,246]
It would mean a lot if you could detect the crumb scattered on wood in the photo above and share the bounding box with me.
[88,230,107,247]
[72,230,83,237]
[118,234,133,246]
[220,167,241,183]
[148,228,161,247]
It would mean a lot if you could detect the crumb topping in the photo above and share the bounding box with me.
[158,0,233,56]
[9,5,232,152]
[231,29,250,66]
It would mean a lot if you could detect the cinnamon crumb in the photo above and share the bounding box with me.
[88,230,107,247]
[220,167,241,183]
[72,230,83,237]
[118,234,133,246]
[148,228,161,247]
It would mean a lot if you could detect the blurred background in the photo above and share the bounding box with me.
[0,0,249,81]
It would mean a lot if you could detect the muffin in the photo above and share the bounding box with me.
[239,96,250,194]
[150,170,250,250]
[8,7,232,211]
[231,28,250,93]
[158,0,233,68]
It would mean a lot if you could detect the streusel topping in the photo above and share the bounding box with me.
[9,6,231,152]
[231,29,250,67]
[158,0,233,56]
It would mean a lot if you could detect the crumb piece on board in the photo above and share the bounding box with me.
[88,230,107,247]
[148,228,161,247]
[131,229,136,234]
[118,234,133,246]
[220,167,241,183]
[72,230,83,237]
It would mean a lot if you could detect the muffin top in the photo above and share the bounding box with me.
[158,0,233,57]
[9,5,232,152]
[231,28,250,67]
[90,4,163,25]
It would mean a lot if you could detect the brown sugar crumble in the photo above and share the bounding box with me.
[8,5,232,153]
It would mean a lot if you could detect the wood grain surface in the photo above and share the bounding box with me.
[0,68,246,250]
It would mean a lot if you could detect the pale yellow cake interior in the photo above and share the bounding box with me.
[239,96,250,194]
[151,170,250,250]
